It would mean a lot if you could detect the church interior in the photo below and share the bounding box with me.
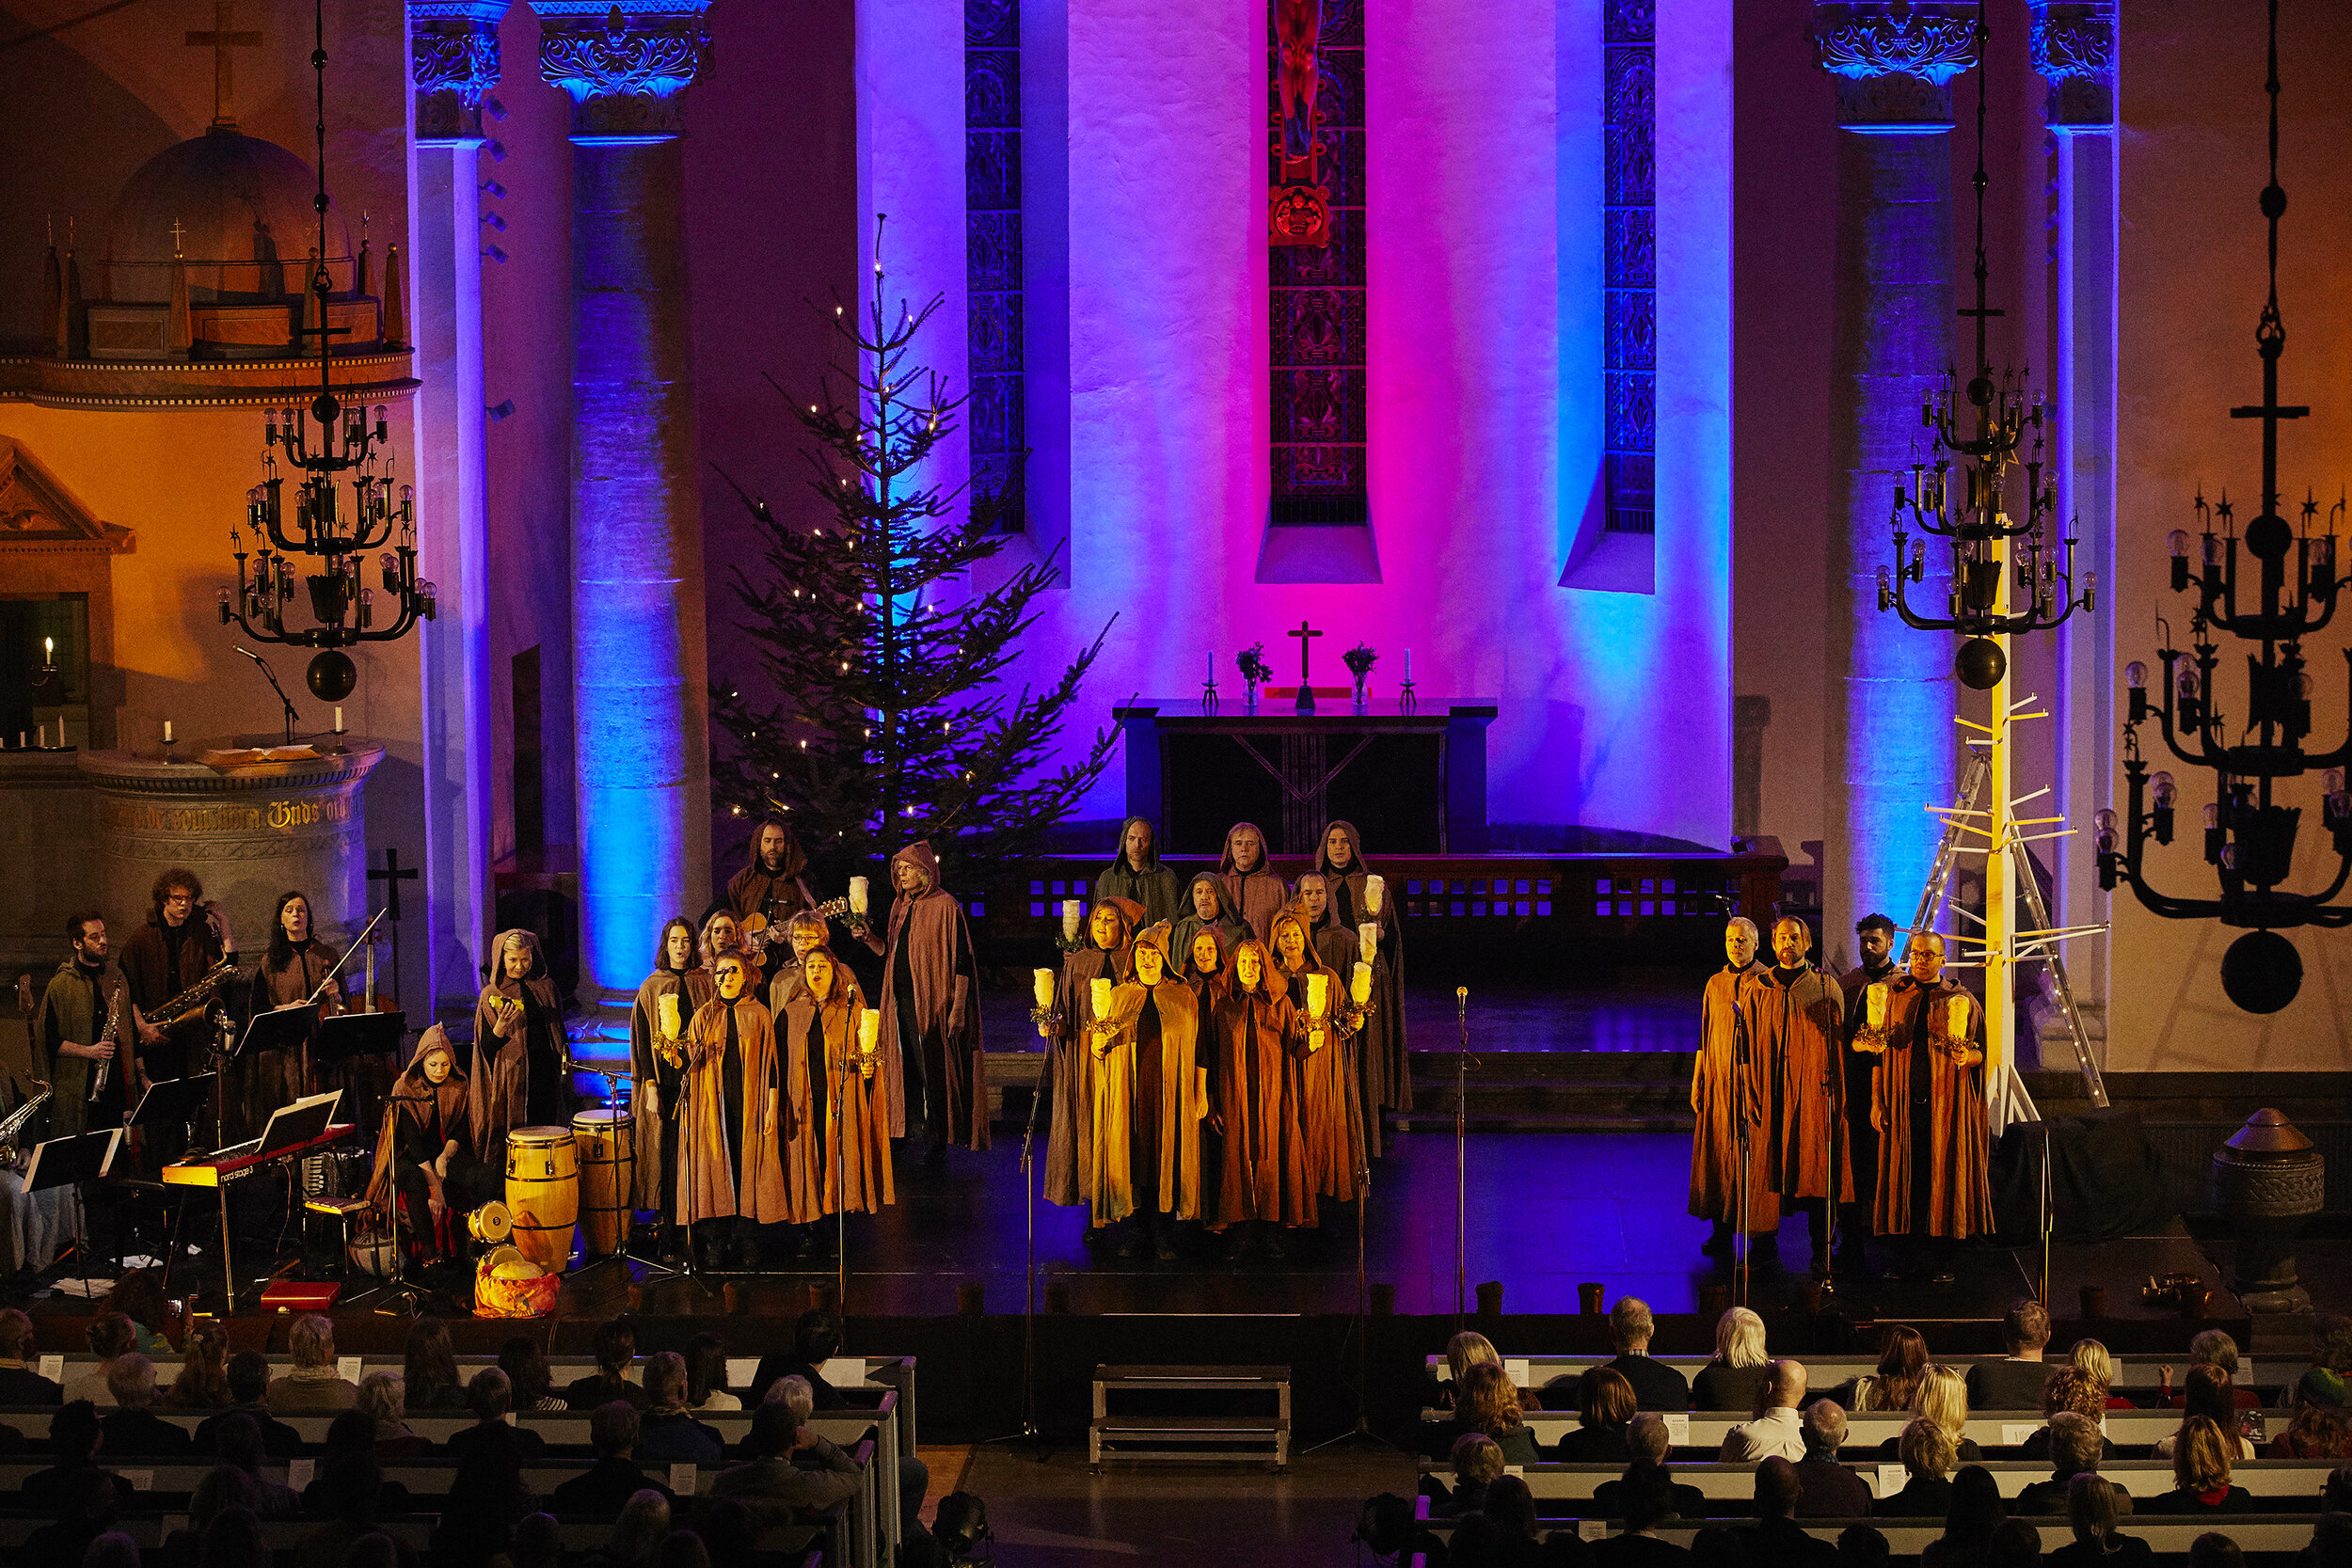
[2,0,2352,1562]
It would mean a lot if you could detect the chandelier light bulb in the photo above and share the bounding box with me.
[2203,802,2220,831]
[2177,665,2200,700]
[2153,771,2177,806]
[2125,661,2147,690]
[2327,769,2345,796]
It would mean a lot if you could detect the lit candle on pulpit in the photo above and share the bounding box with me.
[334,706,345,735]
[163,721,174,744]
[41,638,53,667]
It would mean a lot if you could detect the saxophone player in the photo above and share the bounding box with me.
[34,911,128,1136]
[118,868,231,1156]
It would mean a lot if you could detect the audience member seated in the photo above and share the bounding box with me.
[686,1331,740,1412]
[2013,1414,2131,1518]
[2067,1341,2136,1413]
[0,1308,60,1403]
[551,1402,677,1516]
[2305,1511,2352,1568]
[2022,1372,2118,1463]
[448,1369,548,1465]
[339,1530,410,1568]
[1794,1402,1871,1519]
[1990,1518,2043,1568]
[501,1336,566,1412]
[2187,1532,2243,1568]
[1424,1433,1506,1518]
[637,1352,724,1465]
[1440,1331,1506,1411]
[758,1368,930,1542]
[208,1413,302,1518]
[81,1531,139,1568]
[1607,1298,1692,1413]
[1721,1361,1808,1463]
[1838,1526,1892,1568]
[656,1530,714,1568]
[61,1313,136,1406]
[98,1353,193,1456]
[267,1314,358,1411]
[748,1308,856,1411]
[1559,1368,1640,1462]
[19,1466,127,1568]
[1424,1362,1543,1465]
[192,1506,268,1568]
[2144,1417,2252,1514]
[359,1370,431,1458]
[164,1322,230,1410]
[434,1413,537,1568]
[21,1402,131,1518]
[1847,1328,1930,1416]
[581,1489,671,1568]
[1694,1309,1772,1415]
[1594,1417,1708,1523]
[509,1512,563,1568]
[104,1271,174,1354]
[1879,1418,1960,1518]
[1475,1474,1548,1566]
[2272,1371,2352,1460]
[695,1497,757,1565]
[1592,1463,1696,1568]
[293,1452,390,1568]
[304,1410,416,1517]
[1966,1300,2055,1412]
[708,1400,862,1525]
[565,1319,652,1412]
[405,1317,470,1411]
[1744,1457,1836,1568]
[1920,1466,2008,1568]
[2153,1370,2257,1462]
[1879,1367,1981,1463]
[2162,1333,2262,1411]
[195,1352,302,1457]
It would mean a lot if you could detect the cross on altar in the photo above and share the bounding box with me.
[185,0,262,132]
[1287,619,1324,714]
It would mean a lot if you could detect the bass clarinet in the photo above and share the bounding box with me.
[87,984,123,1104]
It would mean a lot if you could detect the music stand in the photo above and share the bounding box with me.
[316,1010,406,1067]
[26,1129,122,1291]
[126,1075,217,1292]
[230,1006,320,1132]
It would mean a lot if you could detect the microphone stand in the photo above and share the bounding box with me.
[1733,995,1752,1308]
[1453,986,1470,1326]
[346,1097,424,1316]
[996,1003,1058,1454]
[561,1056,637,1280]
[1306,1003,1398,1453]
[233,647,303,746]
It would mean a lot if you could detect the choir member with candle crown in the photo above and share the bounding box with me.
[779,945,891,1232]
[1207,938,1312,1258]
[1689,917,1778,1259]
[1044,899,1140,1221]
[678,952,796,1270]
[1095,816,1184,927]
[855,840,987,1159]
[1271,908,1362,1210]
[1087,923,1209,1257]
[1866,932,1993,1280]
[1313,820,1406,1157]
[1216,822,1289,944]
[633,917,713,1259]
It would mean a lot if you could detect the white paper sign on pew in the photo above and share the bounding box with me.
[288,1458,316,1490]
[1877,1464,1904,1497]
[671,1463,698,1496]
[1506,1359,1531,1386]
[338,1355,365,1384]
[728,1358,759,1389]
[2001,1423,2039,1448]
[37,1354,61,1384]
[1664,1414,1691,1446]
[1580,1520,1608,1542]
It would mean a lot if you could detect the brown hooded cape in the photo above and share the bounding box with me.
[1743,962,1855,1202]
[1170,872,1249,982]
[365,1027,474,1221]
[1216,822,1290,945]
[237,938,342,1143]
[1043,898,1139,1209]
[1863,973,1994,1238]
[1090,931,1209,1224]
[677,992,796,1224]
[778,954,893,1215]
[1094,816,1185,928]
[1688,958,1779,1228]
[725,821,820,935]
[858,841,988,1148]
[1206,942,1313,1228]
[1312,820,1409,1153]
[469,928,569,1151]
[629,928,715,1212]
[1271,909,1362,1202]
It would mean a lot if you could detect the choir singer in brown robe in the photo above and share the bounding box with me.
[1217,822,1288,944]
[1044,899,1138,1224]
[855,841,987,1158]
[1744,915,1852,1276]
[1270,908,1362,1211]
[675,952,800,1270]
[1689,917,1778,1259]
[1088,924,1207,1258]
[1208,939,1311,1258]
[1851,930,1993,1283]
[469,929,571,1149]
[241,892,340,1141]
[630,918,711,1260]
[1312,821,1407,1157]
[780,947,891,1228]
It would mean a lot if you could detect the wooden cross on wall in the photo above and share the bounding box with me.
[186,0,262,132]
[368,846,419,1006]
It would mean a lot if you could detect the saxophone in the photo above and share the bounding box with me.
[0,1079,52,1166]
[145,956,239,1031]
[87,984,124,1104]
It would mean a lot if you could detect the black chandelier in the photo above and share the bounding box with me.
[2096,0,2350,1015]
[216,0,434,704]
[1877,3,2092,691]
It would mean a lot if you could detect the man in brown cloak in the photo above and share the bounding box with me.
[855,841,987,1157]
[1835,911,1899,1271]
[1852,930,1994,1282]
[727,817,820,943]
[1216,822,1289,944]
[1743,915,1852,1275]
[1689,917,1777,1258]
[1312,820,1407,1156]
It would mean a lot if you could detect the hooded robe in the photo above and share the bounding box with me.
[1089,941,1208,1225]
[469,929,571,1151]
[725,822,821,948]
[1271,910,1362,1202]
[1836,957,1899,1228]
[1312,820,1409,1154]
[629,939,715,1213]
[242,936,342,1141]
[1093,816,1184,928]
[857,841,988,1149]
[1216,823,1290,945]
[365,1028,497,1256]
[778,958,893,1215]
[1043,899,1139,1210]
[1688,958,1779,1229]
[1744,962,1854,1203]
[1170,873,1249,983]
[1861,973,1994,1238]
[1206,947,1313,1228]
[677,992,797,1224]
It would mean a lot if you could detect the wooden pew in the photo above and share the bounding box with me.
[1414,1407,2281,1452]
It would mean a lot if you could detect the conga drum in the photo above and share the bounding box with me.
[573,1108,635,1258]
[504,1127,579,1273]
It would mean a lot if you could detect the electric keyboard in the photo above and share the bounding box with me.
[162,1124,356,1187]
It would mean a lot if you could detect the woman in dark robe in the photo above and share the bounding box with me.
[1207,938,1311,1257]
[1089,923,1207,1259]
[1044,898,1139,1221]
[675,952,797,1270]
[469,929,571,1152]
[365,1027,498,1263]
[629,917,711,1259]
[1171,872,1248,982]
[1094,816,1184,927]
[1313,819,1409,1156]
[780,946,891,1238]
[1216,823,1289,945]
[239,892,340,1140]
[854,840,987,1156]
[1270,907,1361,1209]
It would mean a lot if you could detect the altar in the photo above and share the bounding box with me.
[1113,696,1498,855]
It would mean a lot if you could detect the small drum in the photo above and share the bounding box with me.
[472,1244,558,1319]
[503,1126,579,1273]
[573,1108,635,1258]
[466,1199,513,1246]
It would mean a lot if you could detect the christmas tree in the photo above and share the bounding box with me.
[710,218,1117,887]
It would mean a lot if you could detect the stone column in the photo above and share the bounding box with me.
[408,0,506,1029]
[1814,4,1975,940]
[2034,0,2117,1056]
[539,0,712,1036]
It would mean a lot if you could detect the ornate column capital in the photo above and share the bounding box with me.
[535,0,711,142]
[412,1,511,145]
[2029,1,2117,130]
[1812,3,1979,132]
